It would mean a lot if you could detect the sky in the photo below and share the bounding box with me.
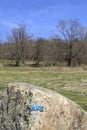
[0,0,87,41]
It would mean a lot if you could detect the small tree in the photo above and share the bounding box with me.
[50,38,64,64]
[33,38,45,66]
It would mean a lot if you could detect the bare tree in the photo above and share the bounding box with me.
[50,38,64,64]
[7,25,30,66]
[33,38,45,66]
[57,19,86,67]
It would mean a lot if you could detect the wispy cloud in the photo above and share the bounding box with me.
[1,21,17,29]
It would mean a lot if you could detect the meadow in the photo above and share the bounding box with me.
[0,66,87,111]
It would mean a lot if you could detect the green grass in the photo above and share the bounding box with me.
[0,66,87,111]
[0,60,15,65]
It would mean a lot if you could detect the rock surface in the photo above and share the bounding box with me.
[0,82,87,130]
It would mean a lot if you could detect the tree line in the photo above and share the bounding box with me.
[0,19,87,67]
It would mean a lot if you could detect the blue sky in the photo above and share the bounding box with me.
[0,0,87,40]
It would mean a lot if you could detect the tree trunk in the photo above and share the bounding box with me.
[15,60,20,66]
[35,59,40,67]
[67,43,72,67]
[67,58,72,67]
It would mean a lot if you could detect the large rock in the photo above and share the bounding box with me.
[0,82,87,130]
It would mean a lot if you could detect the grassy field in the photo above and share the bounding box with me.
[0,66,87,111]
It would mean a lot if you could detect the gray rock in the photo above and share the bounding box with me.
[0,82,87,130]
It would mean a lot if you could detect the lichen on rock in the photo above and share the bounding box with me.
[0,82,87,130]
